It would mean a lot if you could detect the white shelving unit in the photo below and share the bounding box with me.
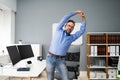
[87,32,119,80]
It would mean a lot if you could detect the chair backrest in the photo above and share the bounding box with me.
[65,52,80,67]
[65,52,80,62]
[66,45,80,60]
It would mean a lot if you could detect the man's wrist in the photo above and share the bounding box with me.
[82,16,86,21]
[82,15,85,18]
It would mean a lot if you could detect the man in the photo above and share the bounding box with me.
[46,10,86,80]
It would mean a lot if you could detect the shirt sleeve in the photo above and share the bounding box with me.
[72,21,86,41]
[56,12,76,31]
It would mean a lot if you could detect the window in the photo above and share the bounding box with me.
[0,9,15,56]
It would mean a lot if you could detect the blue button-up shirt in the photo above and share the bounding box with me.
[49,12,86,56]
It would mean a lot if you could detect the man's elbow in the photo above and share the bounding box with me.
[81,28,86,34]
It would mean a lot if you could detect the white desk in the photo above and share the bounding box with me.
[0,57,46,80]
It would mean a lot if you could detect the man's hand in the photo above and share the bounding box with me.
[75,10,86,21]
[75,10,85,17]
[75,10,82,14]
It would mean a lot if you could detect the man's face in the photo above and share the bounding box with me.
[64,22,74,34]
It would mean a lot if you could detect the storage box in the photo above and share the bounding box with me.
[96,72,106,79]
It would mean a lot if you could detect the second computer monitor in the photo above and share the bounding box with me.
[17,45,34,60]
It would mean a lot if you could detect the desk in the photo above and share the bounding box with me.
[0,57,46,80]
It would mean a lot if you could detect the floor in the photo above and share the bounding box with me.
[3,71,88,80]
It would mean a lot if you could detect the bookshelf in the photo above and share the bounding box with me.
[87,32,120,80]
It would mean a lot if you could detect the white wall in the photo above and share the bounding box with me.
[0,0,16,11]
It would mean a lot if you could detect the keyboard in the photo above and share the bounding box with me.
[17,67,30,71]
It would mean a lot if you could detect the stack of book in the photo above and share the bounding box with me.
[90,71,106,79]
[91,58,105,67]
[90,45,106,56]
[108,34,120,44]
[108,46,119,56]
[90,34,106,44]
[108,57,119,67]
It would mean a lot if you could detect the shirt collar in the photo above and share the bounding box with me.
[65,30,70,36]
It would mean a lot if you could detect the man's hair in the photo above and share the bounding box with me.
[67,20,75,26]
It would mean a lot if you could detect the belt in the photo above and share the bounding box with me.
[48,52,66,58]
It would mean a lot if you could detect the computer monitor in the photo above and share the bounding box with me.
[17,45,34,60]
[7,46,21,65]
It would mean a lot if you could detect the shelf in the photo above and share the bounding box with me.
[108,56,119,57]
[87,66,117,69]
[108,78,117,80]
[90,78,107,80]
[87,32,119,80]
[87,44,107,45]
[90,78,117,80]
[88,55,106,57]
[88,65,106,68]
[87,44,120,45]
[87,55,119,57]
[107,66,117,68]
[87,32,120,34]
[107,44,120,45]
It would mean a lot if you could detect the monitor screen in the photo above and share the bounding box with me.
[7,46,21,65]
[17,45,34,60]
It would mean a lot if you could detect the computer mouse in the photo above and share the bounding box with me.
[27,61,32,64]
[37,56,42,61]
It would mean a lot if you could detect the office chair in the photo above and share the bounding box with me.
[55,52,80,80]
[65,52,80,79]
